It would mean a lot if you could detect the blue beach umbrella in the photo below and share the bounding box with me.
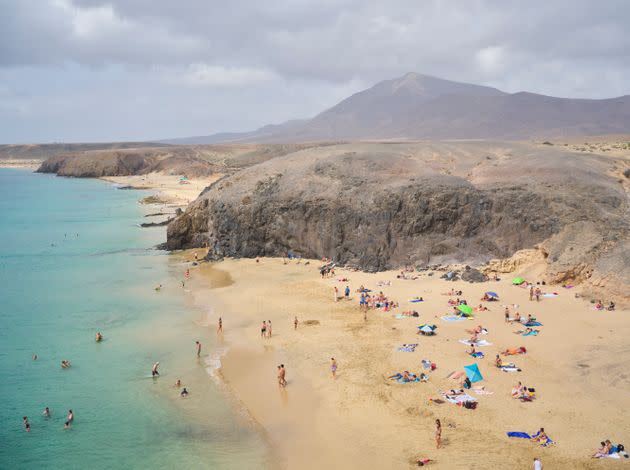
[464,363,484,383]
[485,291,498,298]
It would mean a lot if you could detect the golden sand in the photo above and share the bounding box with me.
[182,255,630,469]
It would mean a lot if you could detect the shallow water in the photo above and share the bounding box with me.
[0,169,269,469]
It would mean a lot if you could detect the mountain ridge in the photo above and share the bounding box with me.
[159,73,630,144]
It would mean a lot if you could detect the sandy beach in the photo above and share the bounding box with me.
[182,254,630,469]
[102,172,222,208]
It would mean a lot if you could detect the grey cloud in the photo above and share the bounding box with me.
[0,0,629,142]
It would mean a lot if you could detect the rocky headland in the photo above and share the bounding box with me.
[26,139,630,304]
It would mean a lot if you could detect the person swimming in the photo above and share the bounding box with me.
[61,360,71,369]
[180,388,189,397]
[95,332,103,342]
[43,407,50,418]
[64,409,74,428]
[23,416,30,432]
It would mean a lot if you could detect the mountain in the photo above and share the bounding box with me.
[161,73,630,143]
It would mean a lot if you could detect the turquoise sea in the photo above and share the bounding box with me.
[0,169,269,469]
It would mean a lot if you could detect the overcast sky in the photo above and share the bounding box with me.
[1,0,629,143]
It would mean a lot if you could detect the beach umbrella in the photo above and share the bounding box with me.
[457,304,473,316]
[418,325,434,333]
[464,363,484,383]
[512,277,525,285]
[485,291,498,298]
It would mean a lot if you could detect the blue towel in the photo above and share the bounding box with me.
[524,321,542,327]
[522,330,539,336]
[507,432,531,439]
[409,299,424,303]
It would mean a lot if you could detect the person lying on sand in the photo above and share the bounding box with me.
[474,304,489,312]
[531,428,550,444]
[502,346,527,356]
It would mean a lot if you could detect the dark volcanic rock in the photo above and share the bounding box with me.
[461,266,488,283]
[165,141,629,276]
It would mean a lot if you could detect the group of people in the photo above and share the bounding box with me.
[22,409,74,432]
[261,320,273,338]
[358,290,398,311]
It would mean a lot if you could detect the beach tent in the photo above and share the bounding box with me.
[512,277,525,285]
[485,291,499,299]
[457,304,473,316]
[464,363,484,383]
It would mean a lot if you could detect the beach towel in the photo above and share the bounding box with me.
[441,315,465,322]
[507,432,531,439]
[474,388,494,395]
[444,393,476,404]
[409,298,424,303]
[394,314,408,319]
[522,330,539,336]
[500,365,521,372]
[398,344,418,352]
[470,352,485,358]
[397,376,421,383]
[459,339,492,347]
[543,293,558,298]
[524,321,542,327]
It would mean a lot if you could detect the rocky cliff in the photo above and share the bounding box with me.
[166,141,630,295]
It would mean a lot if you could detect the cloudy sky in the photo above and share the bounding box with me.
[1,0,629,143]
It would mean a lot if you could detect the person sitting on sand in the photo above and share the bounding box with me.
[511,381,524,398]
[475,304,489,312]
[607,301,615,311]
[531,428,549,444]
[468,345,477,356]
[495,354,503,368]
[591,441,612,458]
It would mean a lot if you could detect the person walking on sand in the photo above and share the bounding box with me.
[279,364,287,387]
[534,287,541,302]
[533,457,543,470]
[152,362,160,377]
[435,419,442,449]
[344,285,350,299]
[277,365,283,387]
[195,341,201,357]
[294,316,298,330]
[529,286,534,301]
[261,321,267,338]
[267,320,272,338]
[330,358,338,378]
[334,286,339,302]
[23,416,30,432]
[217,317,223,334]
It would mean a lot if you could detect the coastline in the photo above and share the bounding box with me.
[185,256,630,469]
[0,159,42,169]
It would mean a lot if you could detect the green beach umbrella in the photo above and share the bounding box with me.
[512,277,525,285]
[457,304,473,316]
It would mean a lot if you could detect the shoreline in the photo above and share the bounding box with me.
[184,256,630,469]
[0,160,42,169]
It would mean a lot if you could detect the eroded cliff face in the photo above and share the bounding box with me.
[165,141,629,281]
